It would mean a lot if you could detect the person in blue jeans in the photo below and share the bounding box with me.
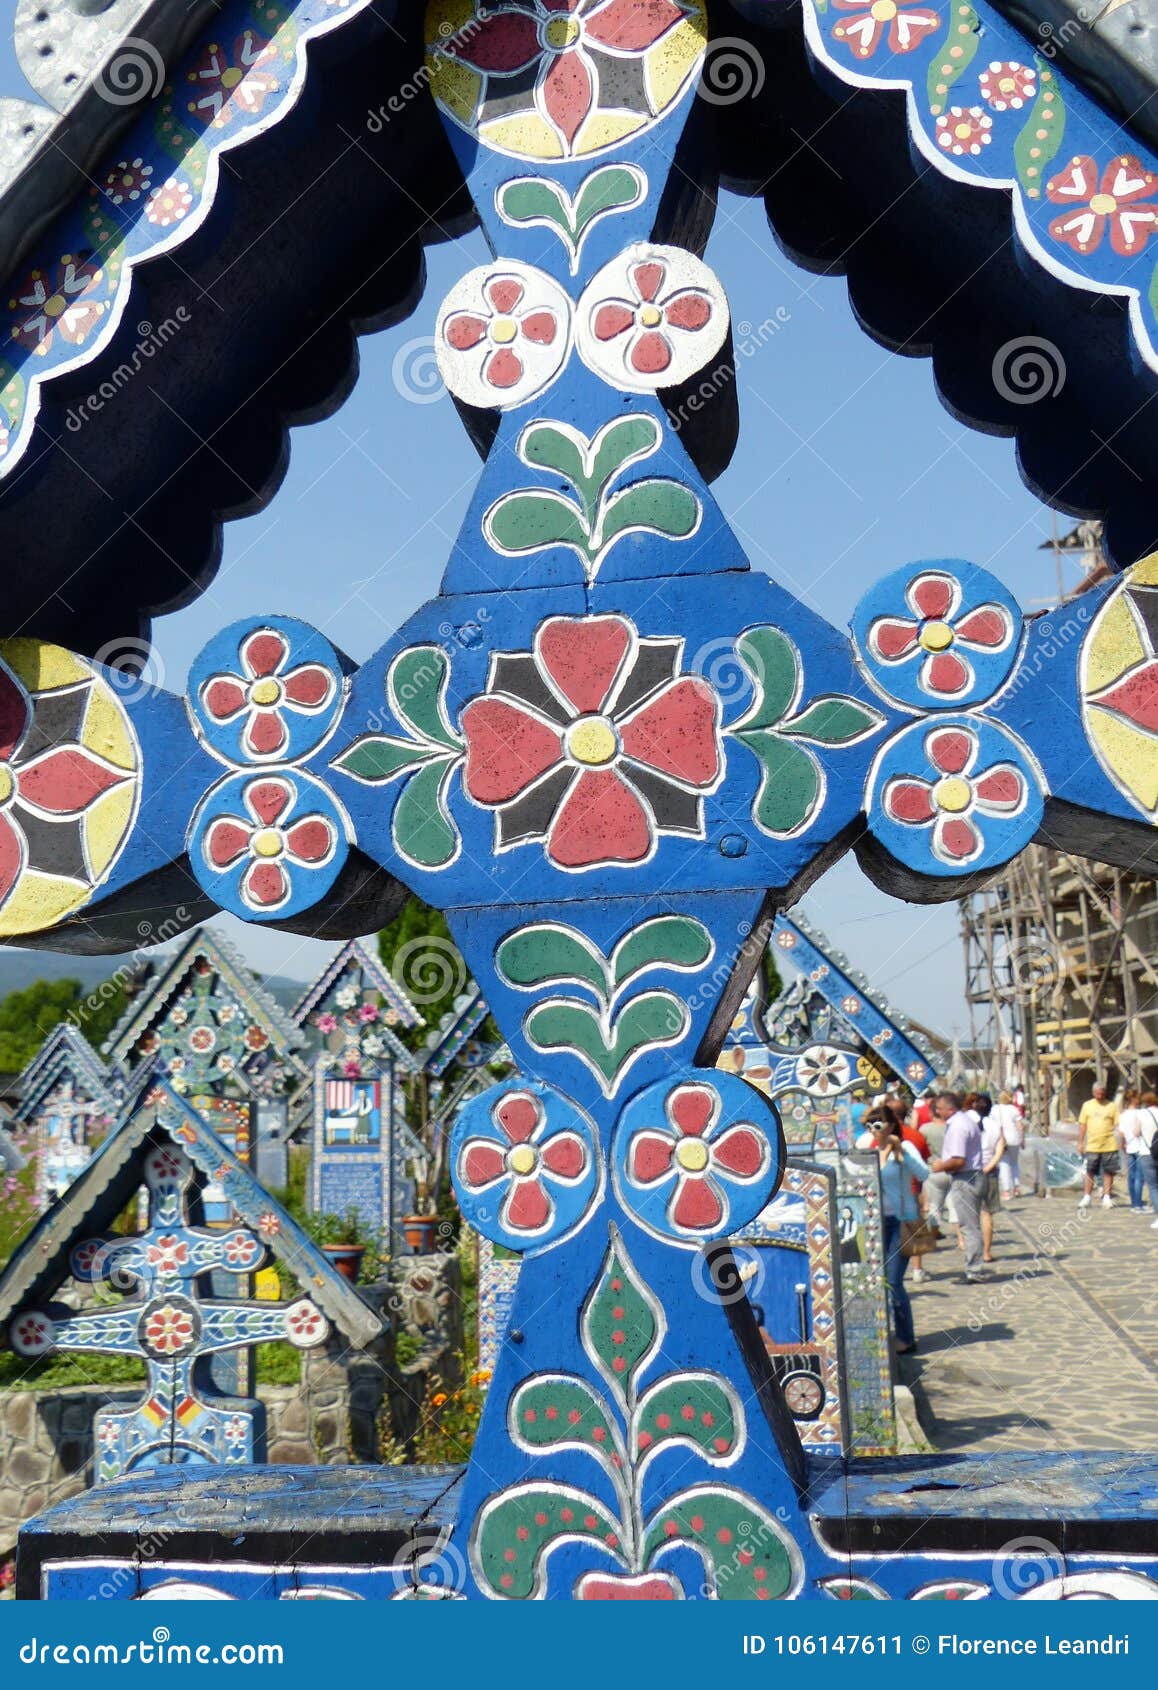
[860,1110,930,1354]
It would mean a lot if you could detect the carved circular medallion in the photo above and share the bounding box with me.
[436,262,573,410]
[424,0,708,162]
[452,1081,600,1253]
[576,244,729,392]
[0,640,141,937]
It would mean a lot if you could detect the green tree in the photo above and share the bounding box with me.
[0,973,128,1073]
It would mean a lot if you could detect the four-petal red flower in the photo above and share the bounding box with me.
[867,571,1013,700]
[882,724,1028,865]
[443,275,560,391]
[458,1091,589,1236]
[200,628,336,761]
[626,1082,769,1235]
[1047,155,1158,258]
[203,775,337,911]
[590,258,713,379]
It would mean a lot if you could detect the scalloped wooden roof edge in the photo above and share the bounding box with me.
[0,1071,382,1346]
[13,1019,118,1122]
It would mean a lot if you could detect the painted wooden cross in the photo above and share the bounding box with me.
[4,0,1158,1598]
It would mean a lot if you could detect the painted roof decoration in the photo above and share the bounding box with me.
[102,926,305,1092]
[772,912,941,1090]
[291,936,424,1032]
[421,985,491,1079]
[0,1075,381,1347]
[13,1020,119,1125]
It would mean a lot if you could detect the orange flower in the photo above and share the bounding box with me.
[431,1392,448,1408]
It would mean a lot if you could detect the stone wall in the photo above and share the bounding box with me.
[0,1251,465,1551]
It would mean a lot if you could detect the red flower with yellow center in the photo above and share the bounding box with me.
[458,1091,589,1236]
[461,614,722,869]
[199,627,335,761]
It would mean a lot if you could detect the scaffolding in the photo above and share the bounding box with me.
[960,520,1158,1123]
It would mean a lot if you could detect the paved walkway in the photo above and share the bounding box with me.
[898,1190,1156,1452]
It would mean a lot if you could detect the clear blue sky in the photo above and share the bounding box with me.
[0,37,1079,1039]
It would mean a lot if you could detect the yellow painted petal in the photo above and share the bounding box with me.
[0,637,90,693]
[1085,589,1146,692]
[1089,706,1158,815]
[82,684,137,773]
[85,783,138,882]
[425,0,475,49]
[645,10,708,115]
[0,869,91,937]
[480,110,564,160]
[1129,550,1158,588]
[575,108,644,156]
[427,50,481,129]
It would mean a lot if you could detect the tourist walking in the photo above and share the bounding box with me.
[862,1111,929,1354]
[931,1091,985,1281]
[1077,1082,1121,1208]
[1137,1090,1158,1230]
[901,1104,933,1282]
[1117,1089,1148,1212]
[989,1090,1023,1198]
[971,1093,1005,1264]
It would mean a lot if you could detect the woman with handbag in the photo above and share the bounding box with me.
[862,1111,931,1356]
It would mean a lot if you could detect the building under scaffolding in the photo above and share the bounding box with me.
[960,521,1158,1124]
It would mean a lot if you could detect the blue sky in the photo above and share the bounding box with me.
[0,37,1081,1040]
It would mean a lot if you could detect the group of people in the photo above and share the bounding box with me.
[854,1087,1026,1356]
[1076,1082,1158,1223]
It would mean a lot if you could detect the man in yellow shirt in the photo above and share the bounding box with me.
[1077,1083,1121,1209]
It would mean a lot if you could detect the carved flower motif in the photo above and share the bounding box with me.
[144,1303,196,1356]
[145,1234,190,1273]
[201,775,339,912]
[861,568,1016,706]
[444,275,560,392]
[831,0,942,61]
[589,258,714,381]
[222,1414,249,1446]
[457,1090,590,1238]
[9,255,106,356]
[198,627,337,762]
[978,61,1036,112]
[224,1233,260,1267]
[102,158,154,205]
[461,614,722,869]
[145,176,195,228]
[621,1081,770,1237]
[1047,155,1158,257]
[437,263,571,410]
[286,1300,326,1345]
[881,724,1031,866]
[187,30,281,129]
[934,106,993,158]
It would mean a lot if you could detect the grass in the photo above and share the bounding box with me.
[0,1350,145,1391]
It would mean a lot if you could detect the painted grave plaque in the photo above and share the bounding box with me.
[815,1149,896,1457]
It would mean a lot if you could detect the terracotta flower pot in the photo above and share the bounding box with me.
[575,1572,681,1600]
[403,1214,438,1254]
[321,1243,365,1282]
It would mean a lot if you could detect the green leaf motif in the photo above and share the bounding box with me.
[733,626,800,732]
[1014,60,1066,200]
[611,916,713,991]
[927,5,980,116]
[634,1373,742,1465]
[599,479,700,549]
[334,736,436,783]
[818,1576,887,1601]
[738,732,822,837]
[497,926,608,998]
[496,165,644,273]
[525,991,687,1095]
[581,1233,660,1406]
[642,1486,800,1599]
[391,755,459,869]
[388,645,461,751]
[474,1484,624,1599]
[783,695,885,746]
[509,1374,620,1464]
[485,490,590,559]
[582,414,660,507]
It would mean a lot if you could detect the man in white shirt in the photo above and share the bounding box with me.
[931,1091,985,1281]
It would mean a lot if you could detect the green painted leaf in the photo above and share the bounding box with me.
[496,925,608,1000]
[783,695,885,746]
[581,1232,659,1405]
[738,733,822,836]
[388,645,460,750]
[912,1581,989,1600]
[598,479,700,550]
[573,164,644,240]
[585,414,660,504]
[496,177,569,237]
[333,735,437,783]
[510,1374,619,1464]
[642,1487,798,1599]
[391,754,459,868]
[818,1576,888,1601]
[525,991,687,1093]
[1013,60,1066,200]
[474,1484,624,1599]
[634,1373,741,1464]
[927,5,979,117]
[733,627,799,731]
[486,490,590,558]
[519,422,589,500]
[611,915,712,991]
